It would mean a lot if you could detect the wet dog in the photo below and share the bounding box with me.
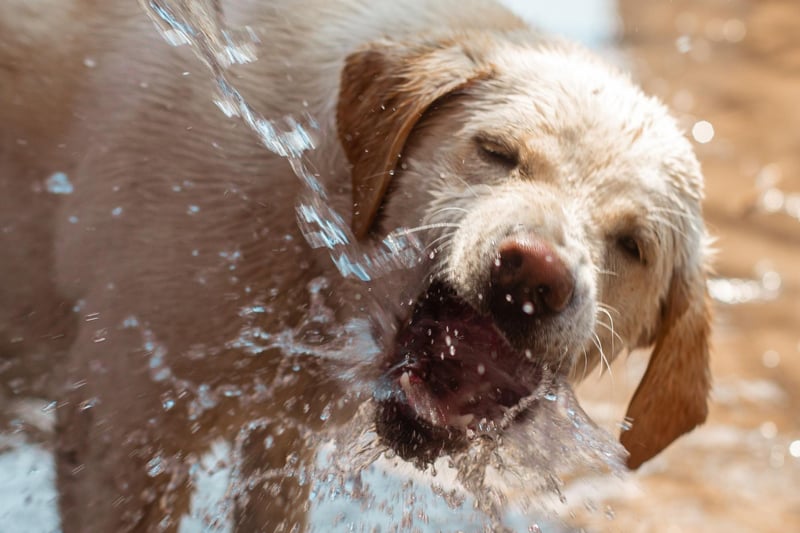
[0,0,711,530]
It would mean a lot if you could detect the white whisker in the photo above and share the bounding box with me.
[597,302,621,317]
[393,222,461,235]
[590,332,614,382]
[424,231,457,254]
[429,206,469,218]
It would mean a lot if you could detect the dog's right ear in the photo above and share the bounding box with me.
[337,39,494,238]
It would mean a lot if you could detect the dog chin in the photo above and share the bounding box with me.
[373,281,556,463]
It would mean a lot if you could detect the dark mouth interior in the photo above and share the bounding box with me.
[374,282,543,462]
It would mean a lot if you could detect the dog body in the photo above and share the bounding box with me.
[0,1,711,531]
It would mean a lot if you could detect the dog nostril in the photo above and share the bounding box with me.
[490,236,575,317]
[540,278,573,313]
[493,250,524,291]
[496,248,524,271]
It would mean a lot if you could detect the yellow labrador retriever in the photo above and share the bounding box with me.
[0,0,711,530]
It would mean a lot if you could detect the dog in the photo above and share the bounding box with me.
[0,0,712,530]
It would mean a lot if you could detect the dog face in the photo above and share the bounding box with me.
[337,37,711,469]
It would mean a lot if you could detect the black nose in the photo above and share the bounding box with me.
[489,235,575,321]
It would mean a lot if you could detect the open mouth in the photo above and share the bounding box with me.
[374,282,544,461]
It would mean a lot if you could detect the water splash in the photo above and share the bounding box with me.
[321,375,625,530]
[133,2,627,529]
[138,0,423,283]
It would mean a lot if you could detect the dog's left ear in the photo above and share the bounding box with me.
[337,39,493,238]
[621,257,712,469]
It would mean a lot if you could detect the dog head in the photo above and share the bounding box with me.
[337,36,711,469]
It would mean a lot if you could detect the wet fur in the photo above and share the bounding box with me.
[1,0,710,531]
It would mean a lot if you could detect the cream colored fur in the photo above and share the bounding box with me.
[0,0,711,531]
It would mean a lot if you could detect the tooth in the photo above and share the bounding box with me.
[450,413,475,427]
[400,371,411,392]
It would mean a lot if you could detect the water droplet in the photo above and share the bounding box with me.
[723,19,746,43]
[147,456,164,477]
[320,405,331,421]
[187,204,200,214]
[789,440,800,458]
[761,188,784,212]
[45,172,74,195]
[761,271,782,292]
[675,35,692,53]
[197,383,217,409]
[522,302,534,314]
[93,329,108,343]
[220,385,242,398]
[692,120,714,143]
[83,57,97,68]
[79,397,98,411]
[760,421,777,439]
[762,350,780,368]
[152,368,172,382]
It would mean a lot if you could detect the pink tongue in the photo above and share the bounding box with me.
[399,371,447,426]
[399,372,477,428]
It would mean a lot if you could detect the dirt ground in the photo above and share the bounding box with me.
[574,1,800,531]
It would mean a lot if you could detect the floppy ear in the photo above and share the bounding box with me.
[621,261,712,469]
[337,40,493,238]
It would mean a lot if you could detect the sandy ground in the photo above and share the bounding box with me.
[2,0,799,532]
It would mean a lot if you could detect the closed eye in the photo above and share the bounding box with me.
[475,136,518,169]
[617,234,645,264]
